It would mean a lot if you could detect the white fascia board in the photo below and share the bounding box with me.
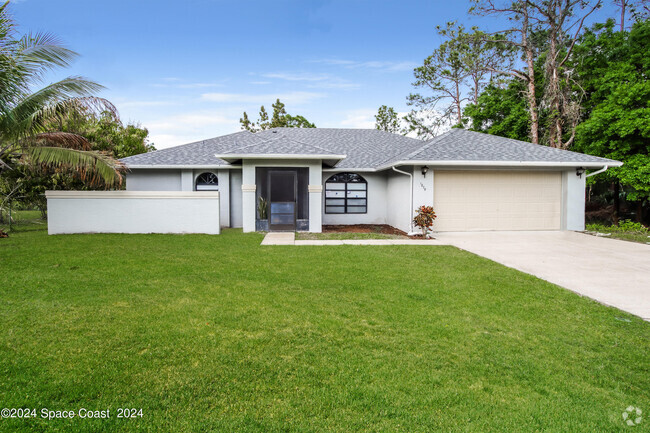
[215,153,347,160]
[46,191,220,199]
[125,165,241,169]
[322,167,377,172]
[378,160,623,170]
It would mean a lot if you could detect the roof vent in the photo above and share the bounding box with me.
[272,130,277,133]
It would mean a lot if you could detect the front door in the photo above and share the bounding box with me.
[268,170,297,231]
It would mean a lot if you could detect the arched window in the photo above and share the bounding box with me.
[325,173,367,214]
[195,172,218,191]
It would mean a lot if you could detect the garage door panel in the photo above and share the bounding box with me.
[433,171,561,231]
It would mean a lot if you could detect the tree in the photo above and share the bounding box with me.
[239,99,315,132]
[374,105,401,133]
[573,19,650,220]
[471,0,543,144]
[613,0,650,30]
[0,1,123,187]
[539,0,602,149]
[408,23,491,127]
[464,80,532,141]
[0,110,154,219]
[472,0,604,148]
[53,110,155,160]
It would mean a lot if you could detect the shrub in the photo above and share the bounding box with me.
[413,206,437,238]
[586,219,648,234]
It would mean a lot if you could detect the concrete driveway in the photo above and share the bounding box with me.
[435,231,650,321]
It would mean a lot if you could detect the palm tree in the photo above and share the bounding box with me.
[0,1,123,187]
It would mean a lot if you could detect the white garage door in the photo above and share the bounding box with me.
[433,171,562,231]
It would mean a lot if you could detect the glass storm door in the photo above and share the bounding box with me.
[268,170,297,231]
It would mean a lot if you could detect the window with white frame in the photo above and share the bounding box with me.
[325,173,367,214]
[195,172,219,191]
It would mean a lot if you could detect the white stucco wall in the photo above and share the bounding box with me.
[126,168,233,228]
[46,191,220,235]
[563,170,586,231]
[322,171,387,227]
[215,169,230,227]
[385,169,413,233]
[125,169,182,191]
[412,165,434,210]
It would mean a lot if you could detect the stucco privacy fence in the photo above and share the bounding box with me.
[45,191,220,235]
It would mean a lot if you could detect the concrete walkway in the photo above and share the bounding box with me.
[436,231,650,321]
[260,232,296,245]
[261,232,445,246]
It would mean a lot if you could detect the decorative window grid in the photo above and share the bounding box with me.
[195,172,219,191]
[324,173,367,214]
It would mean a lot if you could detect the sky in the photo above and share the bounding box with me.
[11,0,621,149]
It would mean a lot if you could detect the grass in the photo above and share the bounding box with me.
[0,209,45,233]
[0,225,648,432]
[586,221,650,244]
[295,232,405,240]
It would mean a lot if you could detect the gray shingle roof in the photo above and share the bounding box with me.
[395,129,618,166]
[120,130,259,166]
[121,127,619,169]
[217,131,345,157]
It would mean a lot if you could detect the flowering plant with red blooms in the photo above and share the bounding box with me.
[413,205,436,238]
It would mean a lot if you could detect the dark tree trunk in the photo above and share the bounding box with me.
[613,182,620,224]
[636,201,643,223]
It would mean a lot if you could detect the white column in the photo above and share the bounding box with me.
[308,162,323,232]
[242,162,256,233]
[308,185,323,232]
[217,169,230,228]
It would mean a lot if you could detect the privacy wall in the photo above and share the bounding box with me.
[46,191,220,235]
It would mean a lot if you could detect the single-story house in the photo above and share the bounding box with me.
[46,128,621,235]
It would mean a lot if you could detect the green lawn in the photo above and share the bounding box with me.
[0,226,648,432]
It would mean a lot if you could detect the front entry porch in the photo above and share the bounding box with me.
[241,160,324,233]
[258,168,309,232]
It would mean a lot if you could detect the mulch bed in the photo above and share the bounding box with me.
[322,224,407,235]
[321,224,435,240]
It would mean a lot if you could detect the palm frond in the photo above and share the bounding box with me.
[27,96,117,135]
[3,77,114,138]
[25,146,124,188]
[32,131,93,150]
[16,32,78,82]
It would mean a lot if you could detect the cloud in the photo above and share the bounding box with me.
[261,72,330,82]
[250,81,271,85]
[338,109,377,129]
[308,58,417,72]
[259,72,359,89]
[151,80,224,89]
[144,111,240,149]
[146,112,235,131]
[200,91,326,105]
[116,100,173,108]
